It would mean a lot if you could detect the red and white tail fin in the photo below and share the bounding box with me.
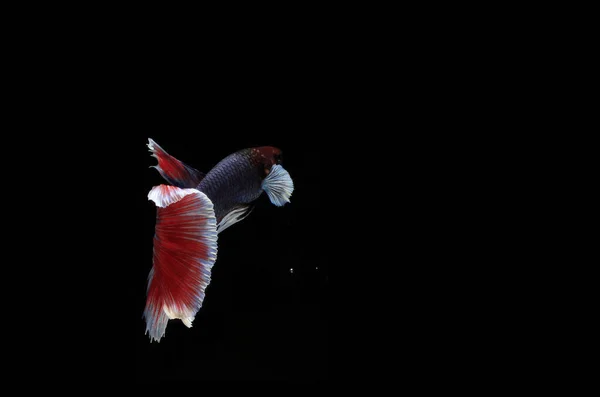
[147,138,205,188]
[144,185,218,342]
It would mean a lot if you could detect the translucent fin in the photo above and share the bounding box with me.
[262,164,294,206]
[216,205,254,234]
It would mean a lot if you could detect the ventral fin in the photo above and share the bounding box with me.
[217,205,254,234]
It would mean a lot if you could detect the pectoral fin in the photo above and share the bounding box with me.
[261,164,294,206]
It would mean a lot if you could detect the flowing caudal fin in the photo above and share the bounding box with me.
[147,138,205,188]
[144,185,218,342]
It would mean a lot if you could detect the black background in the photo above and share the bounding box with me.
[132,129,328,381]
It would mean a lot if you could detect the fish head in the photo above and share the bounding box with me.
[251,146,294,206]
[253,146,283,176]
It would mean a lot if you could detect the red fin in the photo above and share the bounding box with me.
[144,185,218,342]
[147,138,205,188]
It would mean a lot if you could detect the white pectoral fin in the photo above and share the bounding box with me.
[261,164,294,206]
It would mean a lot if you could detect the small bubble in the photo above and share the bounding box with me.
[289,268,294,274]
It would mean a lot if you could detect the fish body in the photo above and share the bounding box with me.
[144,139,293,342]
[198,147,280,222]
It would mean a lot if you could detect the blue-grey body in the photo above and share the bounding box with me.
[197,149,264,222]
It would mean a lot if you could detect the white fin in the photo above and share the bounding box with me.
[148,185,201,208]
[163,304,195,328]
[217,206,253,234]
[261,164,294,206]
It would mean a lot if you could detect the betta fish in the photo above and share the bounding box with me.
[143,138,294,342]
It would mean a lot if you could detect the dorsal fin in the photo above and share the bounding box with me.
[148,138,205,188]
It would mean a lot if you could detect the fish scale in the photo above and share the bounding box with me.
[197,149,264,222]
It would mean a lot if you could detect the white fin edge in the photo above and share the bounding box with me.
[144,184,218,342]
[261,164,294,206]
[147,138,162,160]
[148,185,202,208]
[163,304,195,328]
[217,206,254,234]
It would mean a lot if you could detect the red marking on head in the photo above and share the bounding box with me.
[252,146,282,175]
